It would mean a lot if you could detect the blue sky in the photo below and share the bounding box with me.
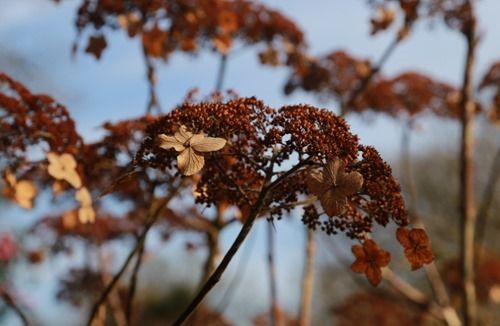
[0,1,499,325]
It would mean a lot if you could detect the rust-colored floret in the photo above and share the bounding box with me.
[396,227,434,270]
[351,239,391,286]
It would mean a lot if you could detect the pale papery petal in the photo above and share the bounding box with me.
[47,152,60,166]
[78,206,95,224]
[319,189,346,217]
[15,180,37,209]
[65,170,82,189]
[75,187,92,206]
[47,166,64,181]
[157,134,185,151]
[174,125,193,144]
[190,136,227,152]
[307,170,329,196]
[340,171,364,196]
[325,158,344,186]
[60,153,77,170]
[177,148,205,176]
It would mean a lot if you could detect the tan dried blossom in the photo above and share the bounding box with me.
[307,158,363,217]
[3,171,37,209]
[75,187,95,224]
[157,125,226,176]
[47,152,82,189]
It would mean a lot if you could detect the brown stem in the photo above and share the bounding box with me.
[215,54,228,92]
[340,34,402,116]
[125,238,146,325]
[267,221,279,326]
[383,268,461,326]
[458,5,478,325]
[475,147,500,254]
[400,121,454,310]
[199,207,224,286]
[97,248,127,326]
[173,188,268,325]
[86,192,177,326]
[0,288,31,326]
[173,159,309,324]
[142,45,162,114]
[299,228,315,326]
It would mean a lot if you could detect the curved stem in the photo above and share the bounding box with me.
[125,238,146,325]
[299,228,315,326]
[142,45,162,114]
[400,121,459,325]
[475,147,500,254]
[173,159,309,324]
[458,5,478,325]
[86,192,177,326]
[267,221,278,326]
[0,288,31,326]
[340,33,402,116]
[215,54,228,92]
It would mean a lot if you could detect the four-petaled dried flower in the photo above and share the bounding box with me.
[396,227,434,270]
[351,239,390,286]
[75,187,95,224]
[307,158,363,217]
[157,125,226,176]
[3,171,37,210]
[47,152,82,189]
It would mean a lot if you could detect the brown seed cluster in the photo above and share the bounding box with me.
[71,0,306,66]
[284,53,467,119]
[0,72,83,165]
[367,0,475,35]
[136,96,409,239]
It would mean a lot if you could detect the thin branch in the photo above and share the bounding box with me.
[475,146,500,252]
[382,268,429,306]
[142,45,162,115]
[298,228,315,326]
[215,227,256,313]
[97,248,127,326]
[340,33,402,116]
[0,288,31,326]
[173,160,309,324]
[400,121,454,309]
[215,54,228,92]
[199,207,224,286]
[86,189,180,326]
[458,4,478,325]
[267,221,279,326]
[125,238,146,325]
[383,268,461,326]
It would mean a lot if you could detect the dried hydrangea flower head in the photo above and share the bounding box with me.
[47,152,82,189]
[307,158,363,217]
[136,97,409,239]
[157,125,227,176]
[3,170,37,210]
